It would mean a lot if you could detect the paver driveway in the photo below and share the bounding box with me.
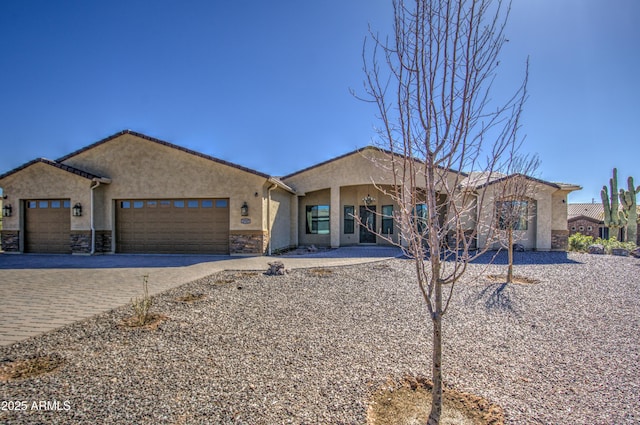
[0,247,401,346]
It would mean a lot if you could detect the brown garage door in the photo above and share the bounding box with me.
[25,199,71,253]
[116,198,229,254]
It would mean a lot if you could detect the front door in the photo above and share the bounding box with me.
[359,205,376,243]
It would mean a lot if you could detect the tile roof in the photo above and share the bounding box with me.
[0,158,107,181]
[568,203,640,222]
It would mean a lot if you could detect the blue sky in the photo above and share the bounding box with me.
[1,0,638,202]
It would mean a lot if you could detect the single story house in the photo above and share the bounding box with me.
[0,130,580,255]
[568,202,640,244]
[568,203,610,240]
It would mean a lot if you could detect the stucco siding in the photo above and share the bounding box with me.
[551,191,569,230]
[284,149,395,194]
[268,188,293,252]
[0,163,91,232]
[61,134,268,233]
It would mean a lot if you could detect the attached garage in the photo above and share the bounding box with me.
[116,198,230,254]
[24,199,71,253]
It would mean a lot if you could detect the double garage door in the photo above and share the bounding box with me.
[116,198,230,254]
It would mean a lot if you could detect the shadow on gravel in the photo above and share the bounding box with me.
[278,246,404,259]
[470,250,581,265]
[0,254,229,270]
[469,282,520,316]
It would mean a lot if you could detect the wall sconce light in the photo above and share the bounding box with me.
[2,204,12,217]
[241,202,249,216]
[362,194,376,206]
[72,203,83,217]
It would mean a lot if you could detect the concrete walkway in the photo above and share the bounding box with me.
[0,247,402,346]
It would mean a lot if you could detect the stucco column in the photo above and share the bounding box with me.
[330,185,341,248]
[290,195,299,248]
[536,195,552,250]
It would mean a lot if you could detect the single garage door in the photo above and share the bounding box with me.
[25,199,71,253]
[116,198,229,254]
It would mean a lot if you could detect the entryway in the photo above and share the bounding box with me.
[359,205,376,243]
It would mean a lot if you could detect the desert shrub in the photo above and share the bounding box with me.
[594,236,637,254]
[568,232,594,252]
[131,275,152,326]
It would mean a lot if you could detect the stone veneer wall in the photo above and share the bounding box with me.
[230,231,267,255]
[70,231,92,254]
[551,230,569,251]
[94,230,112,253]
[1,230,20,252]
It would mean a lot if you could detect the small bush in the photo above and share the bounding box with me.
[568,233,594,252]
[131,275,152,326]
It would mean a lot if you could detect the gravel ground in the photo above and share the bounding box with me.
[1,252,639,424]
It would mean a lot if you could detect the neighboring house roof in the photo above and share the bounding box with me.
[568,203,605,221]
[569,202,640,223]
[56,129,271,179]
[0,157,110,182]
[568,214,602,224]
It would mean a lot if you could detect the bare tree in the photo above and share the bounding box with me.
[359,0,528,423]
[490,155,539,283]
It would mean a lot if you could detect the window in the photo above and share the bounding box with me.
[187,200,199,208]
[382,205,394,235]
[202,200,213,208]
[306,205,330,234]
[121,201,131,209]
[496,200,528,230]
[587,226,593,232]
[578,226,585,232]
[63,200,70,208]
[133,201,144,209]
[174,200,185,208]
[413,203,428,234]
[51,200,61,208]
[39,201,48,208]
[571,226,576,231]
[160,200,171,208]
[28,201,37,208]
[344,206,354,234]
[215,199,228,208]
[147,201,157,208]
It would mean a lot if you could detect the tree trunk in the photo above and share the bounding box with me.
[507,228,514,283]
[428,281,443,424]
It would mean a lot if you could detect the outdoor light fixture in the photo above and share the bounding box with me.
[362,194,376,206]
[241,201,249,216]
[72,203,83,217]
[2,204,12,217]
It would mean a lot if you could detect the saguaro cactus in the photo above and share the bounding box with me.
[619,176,640,244]
[601,168,626,240]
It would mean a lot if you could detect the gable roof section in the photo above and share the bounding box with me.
[473,173,581,191]
[568,214,602,223]
[281,145,468,180]
[568,203,604,220]
[0,157,109,182]
[56,129,270,179]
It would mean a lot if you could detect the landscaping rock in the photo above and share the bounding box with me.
[630,247,640,258]
[611,248,630,257]
[512,243,525,252]
[265,261,287,275]
[588,244,605,255]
